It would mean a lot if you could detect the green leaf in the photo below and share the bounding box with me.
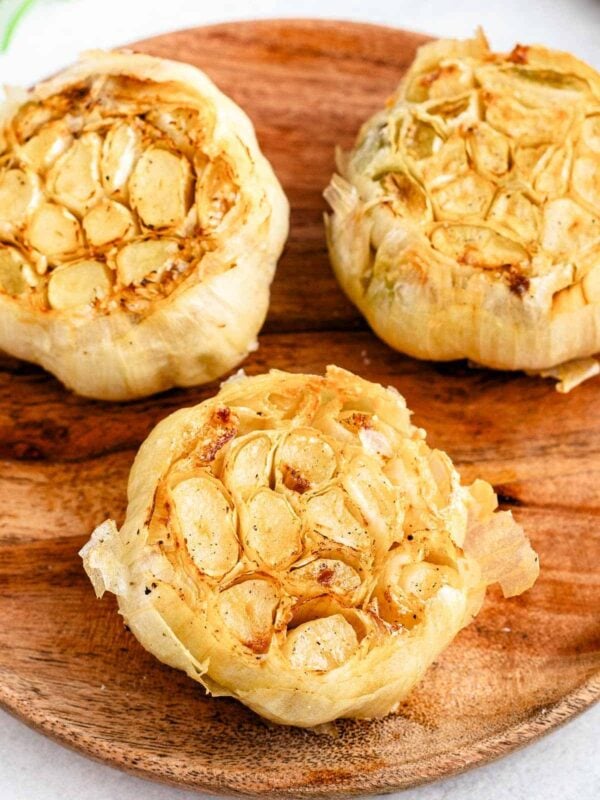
[1,0,40,52]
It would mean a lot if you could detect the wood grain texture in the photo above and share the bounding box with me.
[0,19,599,799]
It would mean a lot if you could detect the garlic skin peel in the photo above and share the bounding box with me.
[325,33,600,386]
[81,366,538,728]
[0,51,288,400]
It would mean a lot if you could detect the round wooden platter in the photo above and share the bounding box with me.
[1,18,599,800]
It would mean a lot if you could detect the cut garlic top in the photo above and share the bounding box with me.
[0,51,288,399]
[325,33,600,388]
[81,366,538,727]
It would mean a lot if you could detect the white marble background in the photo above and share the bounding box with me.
[0,1,599,798]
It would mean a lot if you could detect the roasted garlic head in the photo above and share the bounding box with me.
[326,32,600,392]
[0,51,288,399]
[81,366,538,727]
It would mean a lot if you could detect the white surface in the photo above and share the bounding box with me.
[1,0,600,83]
[0,1,598,798]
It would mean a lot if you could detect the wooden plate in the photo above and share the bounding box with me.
[1,19,599,799]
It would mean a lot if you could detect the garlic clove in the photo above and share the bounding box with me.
[83,198,135,247]
[171,475,238,579]
[115,237,179,286]
[222,433,273,496]
[18,121,72,173]
[217,579,279,654]
[28,202,82,259]
[571,156,600,211]
[0,246,36,295]
[47,132,104,216]
[284,614,359,671]
[542,198,600,256]
[47,258,112,310]
[101,122,142,200]
[432,171,495,219]
[380,171,432,220]
[431,224,528,269]
[0,169,40,228]
[305,487,371,552]
[276,428,337,492]
[467,121,510,177]
[196,156,238,234]
[487,190,540,244]
[129,146,193,229]
[241,488,302,569]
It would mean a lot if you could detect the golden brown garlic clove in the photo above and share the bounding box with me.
[101,122,142,200]
[171,474,239,579]
[241,488,302,569]
[115,238,179,286]
[129,146,193,229]
[47,132,104,216]
[28,202,83,260]
[47,259,112,310]
[83,198,136,247]
[217,579,279,654]
[284,614,359,671]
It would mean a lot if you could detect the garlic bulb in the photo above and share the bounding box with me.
[80,366,538,727]
[325,32,600,390]
[0,51,288,399]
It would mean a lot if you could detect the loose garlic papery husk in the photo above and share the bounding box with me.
[80,366,539,727]
[325,32,600,392]
[0,51,288,400]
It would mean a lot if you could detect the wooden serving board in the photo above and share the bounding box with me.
[1,19,599,799]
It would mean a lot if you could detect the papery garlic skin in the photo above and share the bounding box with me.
[81,366,538,728]
[0,51,288,399]
[325,33,600,387]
